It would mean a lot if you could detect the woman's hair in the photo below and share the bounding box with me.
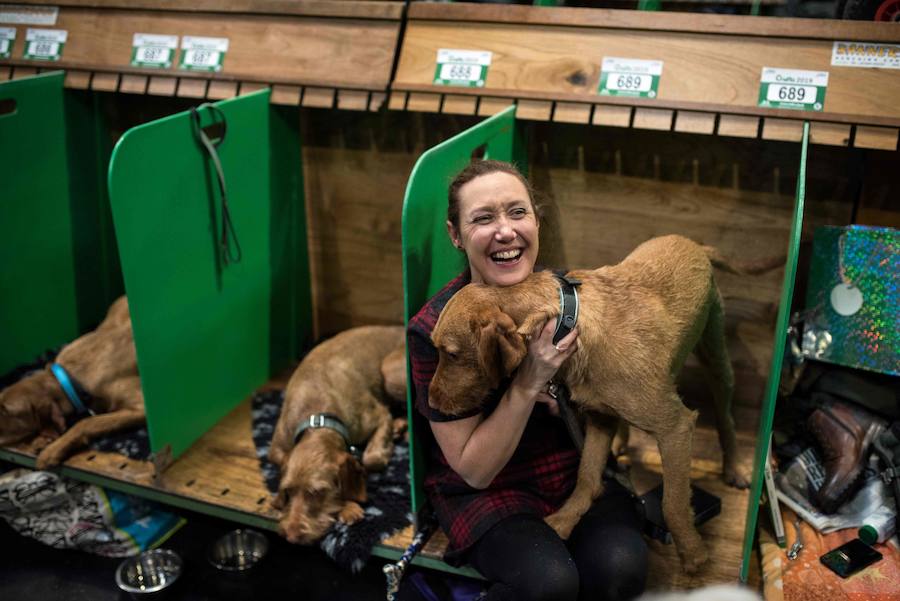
[447,160,541,231]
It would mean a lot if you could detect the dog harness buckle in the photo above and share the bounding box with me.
[552,273,580,345]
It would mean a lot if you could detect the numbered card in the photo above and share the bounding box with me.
[433,49,492,88]
[0,27,14,60]
[598,57,663,98]
[23,27,66,61]
[131,33,178,69]
[179,36,228,72]
[758,67,828,112]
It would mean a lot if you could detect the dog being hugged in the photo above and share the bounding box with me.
[428,235,776,574]
[0,296,145,469]
[268,325,407,545]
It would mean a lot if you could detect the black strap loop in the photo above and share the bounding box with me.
[190,103,242,266]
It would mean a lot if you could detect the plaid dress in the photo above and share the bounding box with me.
[408,270,580,564]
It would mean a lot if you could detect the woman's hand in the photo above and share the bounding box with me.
[514,317,578,395]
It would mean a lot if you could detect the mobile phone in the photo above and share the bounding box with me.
[819,538,883,578]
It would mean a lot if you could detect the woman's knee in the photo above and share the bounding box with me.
[515,555,580,601]
[577,526,648,601]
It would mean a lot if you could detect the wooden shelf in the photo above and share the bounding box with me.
[392,4,900,149]
[0,0,403,109]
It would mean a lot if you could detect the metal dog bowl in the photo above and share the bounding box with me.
[207,529,269,572]
[115,548,183,596]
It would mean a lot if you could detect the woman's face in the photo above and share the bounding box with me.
[448,171,539,287]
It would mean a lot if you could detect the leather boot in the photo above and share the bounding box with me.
[806,400,886,514]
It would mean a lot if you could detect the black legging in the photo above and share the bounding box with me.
[467,480,648,601]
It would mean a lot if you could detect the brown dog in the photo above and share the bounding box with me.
[0,296,145,469]
[268,325,406,545]
[428,235,759,574]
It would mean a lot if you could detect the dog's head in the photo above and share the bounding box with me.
[271,438,367,545]
[0,368,67,446]
[428,287,528,416]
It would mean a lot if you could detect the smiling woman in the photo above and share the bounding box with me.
[406,160,649,601]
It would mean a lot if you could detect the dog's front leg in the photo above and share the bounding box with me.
[35,409,146,469]
[544,415,615,540]
[656,399,708,574]
[361,404,394,471]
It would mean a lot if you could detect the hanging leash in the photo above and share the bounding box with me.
[383,514,437,601]
[190,103,242,266]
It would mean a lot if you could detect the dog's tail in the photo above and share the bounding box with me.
[702,245,786,276]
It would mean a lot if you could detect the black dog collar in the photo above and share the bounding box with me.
[292,413,361,460]
[552,273,581,344]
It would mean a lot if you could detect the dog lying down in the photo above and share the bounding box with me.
[268,325,407,545]
[0,296,145,469]
[428,235,778,574]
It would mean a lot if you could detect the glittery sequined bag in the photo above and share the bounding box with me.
[802,225,898,376]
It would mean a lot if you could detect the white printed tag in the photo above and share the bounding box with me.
[0,26,14,59]
[433,49,492,88]
[131,33,178,69]
[832,41,900,70]
[0,5,58,25]
[758,68,828,112]
[23,27,65,61]
[598,57,663,98]
[179,36,228,72]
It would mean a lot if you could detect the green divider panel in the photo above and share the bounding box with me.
[108,91,310,459]
[401,105,520,519]
[739,122,810,581]
[0,72,118,375]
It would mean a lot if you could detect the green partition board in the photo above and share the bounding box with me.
[108,91,310,459]
[401,105,520,519]
[739,122,809,582]
[0,72,117,375]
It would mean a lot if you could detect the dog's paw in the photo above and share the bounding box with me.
[338,501,365,525]
[392,418,408,441]
[680,542,710,575]
[35,446,64,470]
[362,448,390,471]
[544,512,576,540]
[723,464,751,490]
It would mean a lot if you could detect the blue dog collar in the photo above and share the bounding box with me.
[49,363,93,416]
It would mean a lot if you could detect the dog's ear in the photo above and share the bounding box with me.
[47,402,65,434]
[477,309,528,387]
[271,489,287,511]
[338,454,367,504]
[517,310,554,339]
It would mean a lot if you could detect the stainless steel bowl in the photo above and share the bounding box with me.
[115,548,183,595]
[207,529,269,572]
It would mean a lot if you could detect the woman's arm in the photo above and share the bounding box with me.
[431,319,578,489]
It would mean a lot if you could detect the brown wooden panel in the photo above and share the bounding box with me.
[64,69,92,89]
[43,7,399,90]
[0,66,11,81]
[854,126,899,151]
[119,73,148,94]
[477,96,513,116]
[393,19,900,126]
[147,75,177,96]
[301,87,335,108]
[593,104,631,127]
[761,118,804,143]
[553,101,591,124]
[718,114,759,138]
[337,89,369,111]
[406,92,441,113]
[270,84,301,105]
[90,71,119,92]
[516,99,552,121]
[238,81,268,95]
[809,122,851,147]
[387,91,407,111]
[176,77,208,98]
[633,107,673,131]
[207,80,238,100]
[368,92,386,112]
[12,67,38,79]
[408,3,900,43]
[674,110,715,135]
[441,94,477,115]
